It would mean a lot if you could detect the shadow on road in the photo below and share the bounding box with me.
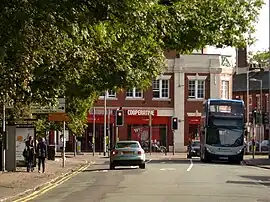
[148,158,242,166]
[82,167,138,172]
[227,175,270,187]
[239,175,270,182]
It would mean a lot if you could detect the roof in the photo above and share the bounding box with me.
[233,70,270,92]
[208,98,243,103]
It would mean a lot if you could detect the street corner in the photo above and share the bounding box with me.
[1,162,93,202]
[243,159,270,170]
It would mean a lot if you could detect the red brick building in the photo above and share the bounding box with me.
[233,70,270,141]
[80,52,235,152]
[85,73,175,152]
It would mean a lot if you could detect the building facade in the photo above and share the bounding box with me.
[233,70,270,141]
[169,53,234,152]
[84,53,234,152]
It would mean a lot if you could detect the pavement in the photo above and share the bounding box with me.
[0,153,101,201]
[243,155,270,169]
[1,153,270,202]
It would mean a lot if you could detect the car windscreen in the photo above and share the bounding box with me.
[192,141,200,147]
[115,142,139,149]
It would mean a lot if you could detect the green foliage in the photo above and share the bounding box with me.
[250,50,270,66]
[0,0,264,134]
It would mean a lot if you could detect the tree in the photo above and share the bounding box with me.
[250,50,270,66]
[0,0,264,134]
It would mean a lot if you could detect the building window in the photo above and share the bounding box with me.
[188,80,205,99]
[126,88,143,98]
[99,90,116,98]
[152,79,169,99]
[221,80,229,99]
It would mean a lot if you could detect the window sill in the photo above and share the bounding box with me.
[187,98,205,101]
[99,97,118,100]
[125,98,144,100]
[152,98,171,101]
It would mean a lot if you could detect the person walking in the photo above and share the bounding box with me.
[25,136,35,172]
[37,137,47,173]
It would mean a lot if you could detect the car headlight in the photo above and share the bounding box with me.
[206,147,212,153]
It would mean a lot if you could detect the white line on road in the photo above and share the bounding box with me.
[186,159,193,172]
[146,159,152,163]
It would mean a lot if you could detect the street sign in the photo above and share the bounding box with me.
[48,113,69,122]
[31,98,65,114]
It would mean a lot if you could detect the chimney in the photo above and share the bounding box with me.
[236,47,247,68]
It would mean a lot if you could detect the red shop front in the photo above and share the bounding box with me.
[188,116,201,141]
[86,108,172,151]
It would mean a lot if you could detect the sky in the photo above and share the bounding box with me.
[207,0,269,57]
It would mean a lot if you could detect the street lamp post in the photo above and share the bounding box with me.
[250,78,263,152]
[103,90,107,156]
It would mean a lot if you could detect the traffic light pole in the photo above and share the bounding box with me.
[172,130,175,155]
[149,114,152,155]
[252,117,255,159]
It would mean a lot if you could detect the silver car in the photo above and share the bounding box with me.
[109,141,146,170]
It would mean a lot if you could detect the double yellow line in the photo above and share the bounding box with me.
[13,163,91,202]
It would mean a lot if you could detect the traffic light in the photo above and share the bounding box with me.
[116,110,124,126]
[263,112,269,125]
[171,117,178,130]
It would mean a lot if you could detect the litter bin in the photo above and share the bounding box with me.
[47,145,56,160]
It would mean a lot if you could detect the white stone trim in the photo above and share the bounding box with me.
[156,75,172,80]
[157,109,174,116]
[187,110,202,117]
[187,74,207,81]
[220,74,231,81]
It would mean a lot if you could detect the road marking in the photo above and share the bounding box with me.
[13,163,92,202]
[160,168,176,171]
[146,159,152,163]
[258,180,268,188]
[93,170,108,173]
[186,159,193,172]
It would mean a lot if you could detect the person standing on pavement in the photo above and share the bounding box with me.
[37,137,47,173]
[25,136,35,172]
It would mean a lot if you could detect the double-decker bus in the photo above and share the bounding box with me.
[200,99,245,163]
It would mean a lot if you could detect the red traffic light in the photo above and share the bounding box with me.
[173,118,177,122]
[118,112,122,116]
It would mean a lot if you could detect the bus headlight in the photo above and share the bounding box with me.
[236,148,243,154]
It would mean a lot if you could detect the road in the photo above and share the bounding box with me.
[31,157,270,202]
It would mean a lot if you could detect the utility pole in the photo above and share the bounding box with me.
[1,98,6,171]
[103,90,107,156]
[93,107,96,156]
[268,66,270,159]
[107,109,110,157]
[62,121,66,167]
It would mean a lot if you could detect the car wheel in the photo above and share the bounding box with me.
[139,163,146,169]
[109,163,115,170]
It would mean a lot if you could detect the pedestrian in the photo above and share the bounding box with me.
[24,136,35,172]
[37,137,47,173]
